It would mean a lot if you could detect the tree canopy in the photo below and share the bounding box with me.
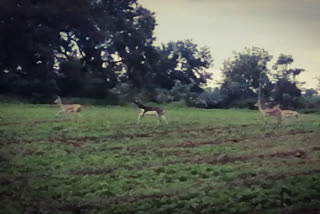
[220,47,273,106]
[0,0,214,102]
[219,47,305,108]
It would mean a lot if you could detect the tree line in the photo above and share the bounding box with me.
[0,0,212,101]
[0,0,318,109]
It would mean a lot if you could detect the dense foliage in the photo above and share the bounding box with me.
[218,48,309,109]
[0,0,213,102]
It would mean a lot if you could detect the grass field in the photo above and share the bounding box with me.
[0,103,320,214]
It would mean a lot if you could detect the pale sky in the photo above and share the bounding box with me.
[139,0,320,89]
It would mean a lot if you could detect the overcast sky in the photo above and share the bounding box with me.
[139,0,320,88]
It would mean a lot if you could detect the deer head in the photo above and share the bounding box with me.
[54,96,61,104]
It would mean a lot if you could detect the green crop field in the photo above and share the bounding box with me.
[0,103,320,214]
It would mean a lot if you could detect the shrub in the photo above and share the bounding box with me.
[298,95,320,114]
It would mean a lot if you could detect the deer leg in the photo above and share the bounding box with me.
[137,112,143,124]
[276,116,282,125]
[160,115,168,124]
[56,110,63,116]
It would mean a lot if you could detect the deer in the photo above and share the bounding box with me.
[256,101,299,123]
[256,72,299,123]
[256,101,281,116]
[54,96,83,116]
[279,109,299,118]
[133,99,168,125]
[255,101,283,123]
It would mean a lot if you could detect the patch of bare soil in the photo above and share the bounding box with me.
[188,149,308,165]
[311,146,320,151]
[75,167,115,175]
[74,164,151,176]
[22,149,45,156]
[266,169,320,180]
[100,146,123,151]
[47,132,152,145]
[162,130,314,149]
[0,119,72,127]
[152,124,254,138]
[259,150,307,159]
[231,168,320,189]
[233,168,320,189]
[61,193,174,212]
[291,209,320,214]
[43,126,233,146]
[97,124,251,141]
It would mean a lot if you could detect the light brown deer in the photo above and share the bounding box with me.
[256,101,282,117]
[54,96,82,116]
[256,101,299,123]
[280,109,299,118]
[256,72,299,123]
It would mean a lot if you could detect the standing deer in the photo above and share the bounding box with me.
[256,73,299,123]
[133,99,168,125]
[54,96,83,116]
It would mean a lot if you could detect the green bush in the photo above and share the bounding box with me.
[298,95,320,114]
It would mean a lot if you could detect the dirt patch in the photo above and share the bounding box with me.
[162,140,215,148]
[155,124,254,138]
[291,209,320,214]
[267,169,320,180]
[162,130,314,149]
[231,168,320,188]
[43,125,237,146]
[259,150,306,159]
[101,146,123,151]
[152,149,192,157]
[47,132,153,145]
[61,192,174,212]
[297,159,320,165]
[193,154,251,164]
[0,119,72,127]
[311,146,320,151]
[188,149,308,165]
[75,167,115,175]
[23,149,45,156]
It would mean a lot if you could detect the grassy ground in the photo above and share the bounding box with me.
[0,103,320,214]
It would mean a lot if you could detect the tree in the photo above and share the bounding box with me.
[0,0,157,100]
[151,40,213,91]
[220,47,273,107]
[0,0,214,102]
[0,0,100,99]
[305,88,318,97]
[105,5,157,89]
[271,54,305,108]
[55,0,158,96]
[272,54,304,82]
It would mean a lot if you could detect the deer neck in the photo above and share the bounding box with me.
[257,101,267,115]
[134,101,146,110]
[257,72,267,116]
[57,99,65,111]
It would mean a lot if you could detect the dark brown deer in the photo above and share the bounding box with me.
[133,99,168,125]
